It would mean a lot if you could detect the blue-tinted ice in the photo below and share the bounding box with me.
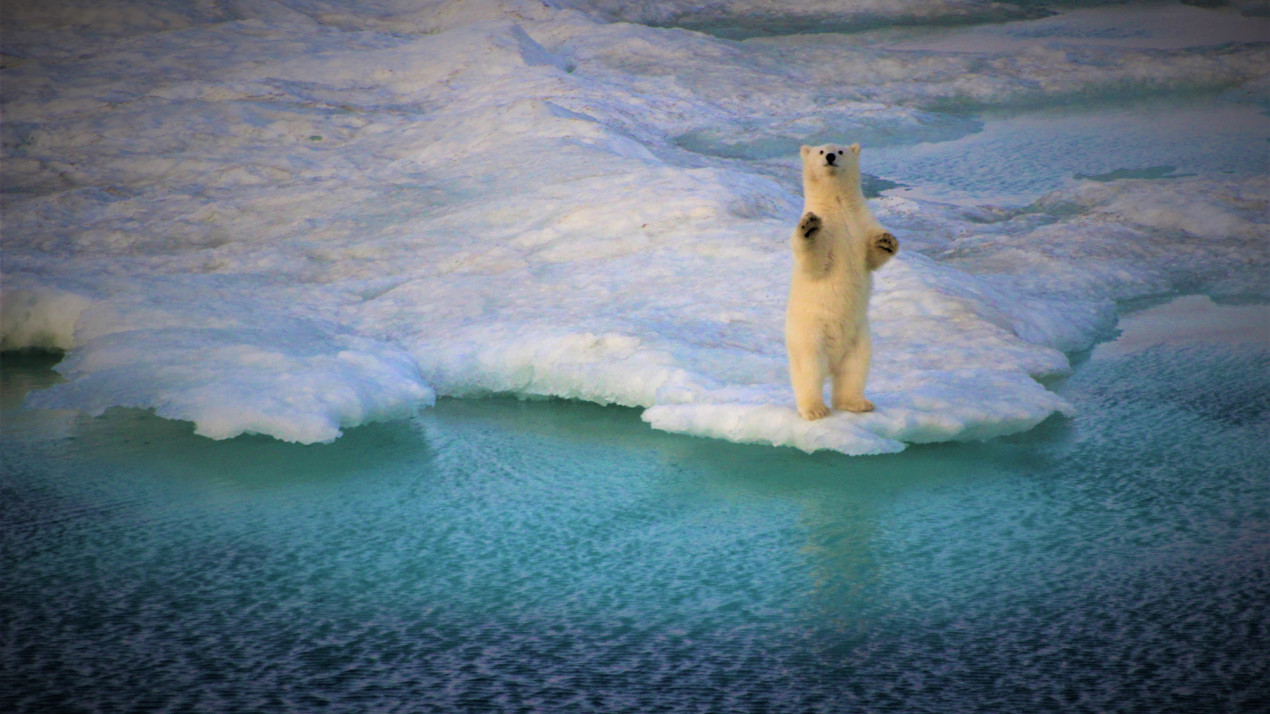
[4,0,1267,453]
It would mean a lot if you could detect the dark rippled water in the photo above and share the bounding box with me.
[2,298,1268,712]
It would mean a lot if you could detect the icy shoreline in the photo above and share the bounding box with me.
[3,0,1268,453]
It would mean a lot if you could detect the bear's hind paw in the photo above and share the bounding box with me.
[799,402,832,420]
[834,397,875,413]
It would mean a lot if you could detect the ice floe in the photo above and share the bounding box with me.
[3,0,1267,452]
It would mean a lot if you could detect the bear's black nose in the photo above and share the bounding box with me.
[825,152,836,165]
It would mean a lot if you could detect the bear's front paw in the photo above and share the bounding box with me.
[873,232,898,255]
[799,212,822,240]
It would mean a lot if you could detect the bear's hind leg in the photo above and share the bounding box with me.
[831,332,874,413]
[789,339,831,420]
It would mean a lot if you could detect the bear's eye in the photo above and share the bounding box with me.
[819,150,824,155]
[837,150,844,155]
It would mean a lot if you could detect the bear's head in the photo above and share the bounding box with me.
[800,142,861,188]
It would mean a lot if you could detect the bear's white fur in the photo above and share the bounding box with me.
[786,143,898,420]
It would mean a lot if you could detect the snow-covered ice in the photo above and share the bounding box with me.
[3,0,1268,453]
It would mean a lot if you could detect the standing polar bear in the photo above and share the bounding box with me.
[786,143,898,420]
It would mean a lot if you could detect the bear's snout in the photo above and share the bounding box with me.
[825,152,837,166]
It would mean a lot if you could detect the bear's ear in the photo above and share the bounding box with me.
[800,145,811,158]
[849,143,861,156]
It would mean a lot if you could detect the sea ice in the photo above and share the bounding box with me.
[2,0,1267,453]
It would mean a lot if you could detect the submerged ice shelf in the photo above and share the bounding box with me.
[3,289,1268,712]
[2,0,1268,454]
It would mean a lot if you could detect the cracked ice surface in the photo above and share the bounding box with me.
[3,0,1267,452]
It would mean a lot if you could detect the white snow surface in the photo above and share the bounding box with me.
[3,0,1268,452]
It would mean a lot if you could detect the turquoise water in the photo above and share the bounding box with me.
[871,95,1270,205]
[3,297,1268,712]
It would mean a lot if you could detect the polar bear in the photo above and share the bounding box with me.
[786,143,898,420]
